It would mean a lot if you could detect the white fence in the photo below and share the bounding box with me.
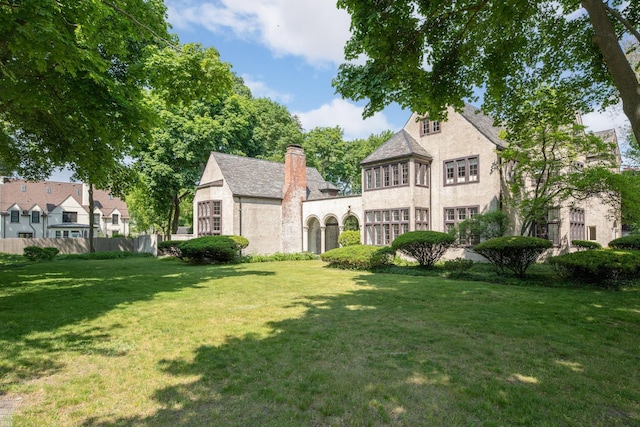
[0,235,158,256]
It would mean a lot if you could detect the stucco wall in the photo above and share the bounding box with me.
[234,197,282,254]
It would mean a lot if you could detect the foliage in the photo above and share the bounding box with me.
[23,246,58,262]
[320,245,394,270]
[548,250,640,286]
[334,0,640,145]
[442,258,474,278]
[58,251,152,260]
[571,240,603,251]
[473,236,552,277]
[240,252,318,263]
[177,236,247,264]
[391,231,455,268]
[608,235,640,250]
[158,240,183,258]
[498,86,619,236]
[338,230,361,247]
[456,210,509,243]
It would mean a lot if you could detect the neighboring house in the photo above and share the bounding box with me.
[194,105,621,255]
[0,179,130,238]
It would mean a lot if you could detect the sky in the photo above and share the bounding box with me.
[49,0,631,181]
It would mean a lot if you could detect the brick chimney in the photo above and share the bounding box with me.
[282,145,306,253]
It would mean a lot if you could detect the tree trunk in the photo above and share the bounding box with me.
[88,184,95,253]
[171,196,181,235]
[582,0,640,143]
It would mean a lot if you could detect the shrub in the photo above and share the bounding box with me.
[609,235,640,250]
[320,245,394,270]
[572,240,602,251]
[391,231,455,268]
[241,252,318,263]
[473,236,552,277]
[58,251,152,260]
[23,246,58,261]
[158,240,182,257]
[338,230,361,247]
[549,250,640,286]
[456,210,510,243]
[178,235,247,264]
[443,258,474,278]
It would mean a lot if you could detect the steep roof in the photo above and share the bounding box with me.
[460,104,506,148]
[360,130,432,165]
[207,152,338,200]
[0,179,128,218]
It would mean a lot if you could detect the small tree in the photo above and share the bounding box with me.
[338,230,361,247]
[391,231,455,268]
[473,236,552,277]
[456,210,509,244]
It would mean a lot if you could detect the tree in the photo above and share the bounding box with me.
[334,1,640,143]
[302,127,348,189]
[251,98,304,162]
[498,87,619,236]
[343,130,393,194]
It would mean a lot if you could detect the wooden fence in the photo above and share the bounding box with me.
[0,235,158,256]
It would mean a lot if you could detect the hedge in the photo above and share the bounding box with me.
[609,235,640,250]
[338,230,361,247]
[571,240,602,251]
[178,235,249,263]
[320,245,394,270]
[23,246,59,261]
[473,236,552,277]
[548,249,640,286]
[391,231,455,268]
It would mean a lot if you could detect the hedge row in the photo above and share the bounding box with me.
[548,250,640,286]
[23,246,59,261]
[160,236,249,264]
[320,245,393,270]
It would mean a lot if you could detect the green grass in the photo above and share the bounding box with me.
[1,256,639,426]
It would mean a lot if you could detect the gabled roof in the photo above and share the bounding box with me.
[460,104,506,149]
[205,152,338,200]
[361,130,432,165]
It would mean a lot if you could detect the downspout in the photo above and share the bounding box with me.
[238,197,243,256]
[429,161,433,231]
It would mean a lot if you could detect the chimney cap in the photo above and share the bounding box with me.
[286,144,304,150]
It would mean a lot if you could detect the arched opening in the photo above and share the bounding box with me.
[325,216,339,251]
[307,217,321,254]
[343,215,359,231]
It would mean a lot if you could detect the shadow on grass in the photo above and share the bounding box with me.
[0,259,274,389]
[83,270,640,426]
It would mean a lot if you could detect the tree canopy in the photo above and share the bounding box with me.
[334,0,640,142]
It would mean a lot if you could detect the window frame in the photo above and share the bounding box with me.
[533,207,561,246]
[443,206,480,245]
[112,213,119,225]
[443,156,479,186]
[10,210,19,223]
[420,118,441,136]
[363,161,410,191]
[31,211,40,223]
[62,211,77,223]
[569,208,585,244]
[415,162,429,187]
[197,200,222,236]
[364,208,410,245]
[415,207,429,231]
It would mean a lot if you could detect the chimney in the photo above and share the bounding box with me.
[282,145,306,253]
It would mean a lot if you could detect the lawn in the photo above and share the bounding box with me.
[0,257,639,426]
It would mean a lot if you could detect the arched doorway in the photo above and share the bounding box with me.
[325,216,339,251]
[307,217,321,254]
[343,214,359,231]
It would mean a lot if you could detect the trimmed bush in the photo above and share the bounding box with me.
[572,240,602,251]
[609,235,640,250]
[23,246,59,261]
[320,245,393,270]
[473,236,552,277]
[391,231,455,268]
[443,258,474,278]
[549,250,640,286]
[178,235,247,263]
[338,230,361,247]
[158,240,182,257]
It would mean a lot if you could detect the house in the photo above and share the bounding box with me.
[0,179,130,238]
[194,105,621,255]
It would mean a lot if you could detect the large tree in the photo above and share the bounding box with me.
[499,87,620,236]
[334,1,640,142]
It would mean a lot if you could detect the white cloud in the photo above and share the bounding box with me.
[295,99,394,140]
[240,74,293,103]
[582,104,629,134]
[167,0,351,66]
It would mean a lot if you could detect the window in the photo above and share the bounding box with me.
[415,208,429,230]
[533,207,560,246]
[55,231,61,238]
[62,211,77,223]
[46,186,51,194]
[444,206,479,244]
[21,184,26,192]
[18,232,33,238]
[365,208,409,245]
[10,210,19,223]
[416,162,429,187]
[93,213,100,225]
[197,200,222,235]
[112,214,119,225]
[570,208,585,243]
[588,226,597,241]
[31,211,40,223]
[443,156,479,185]
[420,118,441,136]
[363,162,409,190]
